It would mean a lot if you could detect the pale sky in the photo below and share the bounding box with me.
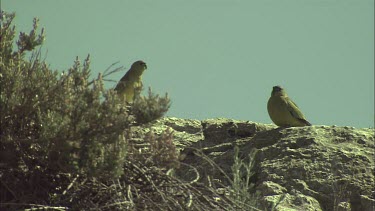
[3,0,374,128]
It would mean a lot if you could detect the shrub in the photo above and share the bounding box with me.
[131,87,170,124]
[127,128,180,170]
[1,11,231,211]
[0,12,131,180]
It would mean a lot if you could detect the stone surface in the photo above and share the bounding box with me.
[137,117,375,211]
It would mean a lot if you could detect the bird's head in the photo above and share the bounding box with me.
[132,60,147,71]
[271,85,287,97]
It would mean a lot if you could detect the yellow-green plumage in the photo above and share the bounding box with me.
[267,86,311,127]
[115,60,147,103]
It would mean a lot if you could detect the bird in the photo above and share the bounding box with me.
[267,85,311,127]
[115,60,147,103]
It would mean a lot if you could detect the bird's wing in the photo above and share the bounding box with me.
[285,98,312,125]
[114,70,133,91]
[114,80,122,90]
[114,78,128,91]
[285,98,306,119]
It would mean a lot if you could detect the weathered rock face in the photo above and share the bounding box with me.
[135,117,375,211]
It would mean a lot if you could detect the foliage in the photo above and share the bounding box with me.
[183,146,262,210]
[132,87,171,124]
[230,146,260,209]
[128,128,180,170]
[0,12,131,180]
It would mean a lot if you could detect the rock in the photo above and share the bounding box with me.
[263,193,322,211]
[142,117,375,210]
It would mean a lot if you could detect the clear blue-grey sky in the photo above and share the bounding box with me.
[3,0,374,128]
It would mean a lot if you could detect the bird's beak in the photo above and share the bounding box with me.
[141,62,147,69]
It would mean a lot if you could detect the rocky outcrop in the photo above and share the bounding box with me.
[133,117,375,211]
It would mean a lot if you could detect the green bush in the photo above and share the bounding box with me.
[1,12,133,181]
[132,87,171,124]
